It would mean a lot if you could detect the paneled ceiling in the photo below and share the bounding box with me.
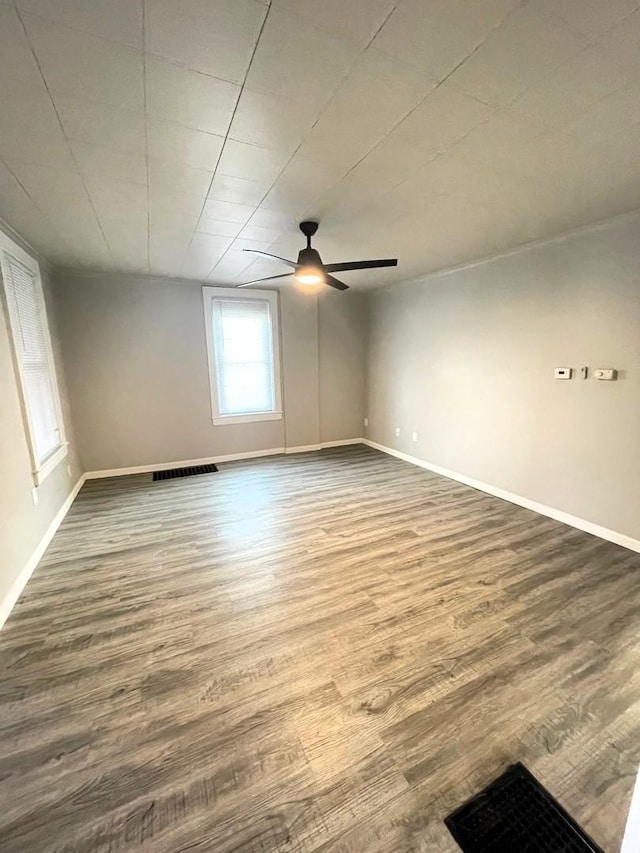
[1,0,640,288]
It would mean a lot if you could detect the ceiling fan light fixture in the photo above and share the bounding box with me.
[295,266,324,286]
[238,221,398,291]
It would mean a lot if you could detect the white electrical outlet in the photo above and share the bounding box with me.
[594,368,617,380]
[412,431,418,442]
[364,417,368,427]
[554,367,572,379]
[394,427,400,437]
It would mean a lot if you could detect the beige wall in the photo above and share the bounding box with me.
[367,211,640,541]
[0,227,81,612]
[52,272,367,471]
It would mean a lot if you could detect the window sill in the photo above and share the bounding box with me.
[33,443,68,486]
[212,412,283,426]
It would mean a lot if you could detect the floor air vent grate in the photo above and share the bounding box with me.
[153,463,218,481]
[445,763,603,853]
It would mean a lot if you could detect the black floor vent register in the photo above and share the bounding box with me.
[153,463,218,481]
[445,763,604,853]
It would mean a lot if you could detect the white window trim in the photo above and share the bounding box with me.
[202,286,283,427]
[0,231,68,486]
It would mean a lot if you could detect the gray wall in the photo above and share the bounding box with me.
[52,272,367,471]
[367,211,640,541]
[319,288,367,444]
[0,230,81,610]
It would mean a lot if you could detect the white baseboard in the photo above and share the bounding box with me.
[84,447,287,479]
[363,439,640,554]
[85,441,367,477]
[320,438,364,448]
[0,474,86,631]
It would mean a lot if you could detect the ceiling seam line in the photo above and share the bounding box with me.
[178,0,273,277]
[14,5,116,264]
[207,5,395,283]
[300,0,532,222]
[0,154,75,256]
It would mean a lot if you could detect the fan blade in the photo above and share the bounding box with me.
[242,249,297,268]
[324,258,398,273]
[325,274,349,291]
[237,272,295,288]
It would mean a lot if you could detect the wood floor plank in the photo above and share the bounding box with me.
[1,446,639,851]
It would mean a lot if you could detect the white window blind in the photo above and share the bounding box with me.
[212,298,276,416]
[1,246,65,477]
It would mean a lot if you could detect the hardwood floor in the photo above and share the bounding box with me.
[1,445,639,852]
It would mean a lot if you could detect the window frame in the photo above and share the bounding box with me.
[202,286,283,426]
[0,231,68,486]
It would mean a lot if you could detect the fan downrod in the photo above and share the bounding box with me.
[299,220,319,247]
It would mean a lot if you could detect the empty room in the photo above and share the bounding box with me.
[2,1,640,851]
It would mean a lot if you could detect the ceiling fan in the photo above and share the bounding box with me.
[237,221,398,291]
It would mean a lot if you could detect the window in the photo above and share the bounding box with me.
[0,232,67,484]
[202,287,282,425]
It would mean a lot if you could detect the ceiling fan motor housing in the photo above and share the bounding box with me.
[297,247,323,266]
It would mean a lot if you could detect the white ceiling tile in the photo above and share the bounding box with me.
[0,76,62,138]
[16,0,143,48]
[292,114,373,173]
[391,83,494,155]
[196,218,244,238]
[229,237,273,253]
[55,94,147,154]
[259,154,348,212]
[509,11,640,130]
[207,173,269,206]
[144,0,265,82]
[22,13,144,109]
[562,80,640,148]
[181,232,234,278]
[145,117,224,170]
[6,159,83,196]
[444,112,550,183]
[324,49,435,130]
[0,4,42,84]
[149,228,191,276]
[313,135,432,219]
[148,157,212,199]
[272,0,395,49]
[0,125,75,170]
[207,248,256,282]
[228,88,318,154]
[202,198,255,224]
[99,216,148,271]
[69,139,147,185]
[148,207,198,234]
[245,9,357,111]
[247,207,297,230]
[537,0,640,42]
[373,0,521,80]
[84,175,148,223]
[1,0,639,284]
[148,186,207,218]
[217,140,290,183]
[447,3,587,107]
[295,49,435,171]
[238,223,285,243]
[145,57,240,134]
